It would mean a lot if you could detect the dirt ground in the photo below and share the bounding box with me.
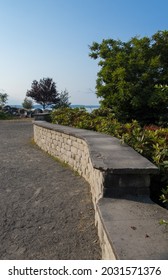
[0,120,101,259]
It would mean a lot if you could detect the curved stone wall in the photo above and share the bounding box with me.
[34,122,105,205]
[33,121,168,260]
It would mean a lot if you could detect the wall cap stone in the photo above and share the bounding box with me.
[98,196,168,259]
[34,121,158,175]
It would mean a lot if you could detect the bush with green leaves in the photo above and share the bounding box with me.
[121,123,168,208]
[51,107,91,128]
[51,107,168,204]
[0,111,12,120]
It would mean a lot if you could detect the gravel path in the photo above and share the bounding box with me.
[0,120,101,260]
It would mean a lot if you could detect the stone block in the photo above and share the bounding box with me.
[71,146,77,154]
[73,141,79,148]
[67,139,72,146]
[103,174,150,197]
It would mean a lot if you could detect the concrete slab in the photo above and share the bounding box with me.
[98,197,168,259]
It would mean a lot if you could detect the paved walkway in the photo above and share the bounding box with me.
[0,120,101,260]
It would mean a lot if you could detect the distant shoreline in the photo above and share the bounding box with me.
[7,104,100,111]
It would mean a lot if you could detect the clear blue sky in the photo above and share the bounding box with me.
[0,0,168,105]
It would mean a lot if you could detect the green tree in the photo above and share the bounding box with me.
[26,77,60,109]
[0,92,8,109]
[89,30,168,124]
[22,97,33,109]
[52,89,71,109]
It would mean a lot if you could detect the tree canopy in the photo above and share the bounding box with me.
[89,30,168,124]
[22,97,33,110]
[26,78,60,109]
[52,89,71,109]
[0,92,8,109]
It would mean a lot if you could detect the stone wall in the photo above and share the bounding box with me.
[34,123,104,205]
[34,121,158,202]
[33,121,168,260]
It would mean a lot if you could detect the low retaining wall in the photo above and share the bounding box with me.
[33,121,168,259]
[34,122,105,204]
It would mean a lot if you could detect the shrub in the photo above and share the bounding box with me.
[51,107,91,128]
[51,107,168,202]
[0,111,12,120]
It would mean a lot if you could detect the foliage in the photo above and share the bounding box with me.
[159,186,168,225]
[89,30,168,125]
[51,107,168,201]
[0,110,12,120]
[51,107,121,133]
[51,107,91,128]
[160,186,168,203]
[0,92,8,109]
[52,89,71,109]
[22,97,33,109]
[159,219,168,226]
[26,77,60,109]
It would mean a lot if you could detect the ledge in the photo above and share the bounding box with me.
[33,121,168,259]
[98,196,168,259]
[34,121,158,174]
[34,113,50,121]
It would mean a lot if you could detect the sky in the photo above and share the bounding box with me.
[0,0,168,106]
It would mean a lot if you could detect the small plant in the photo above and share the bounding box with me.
[160,186,168,204]
[159,219,168,226]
